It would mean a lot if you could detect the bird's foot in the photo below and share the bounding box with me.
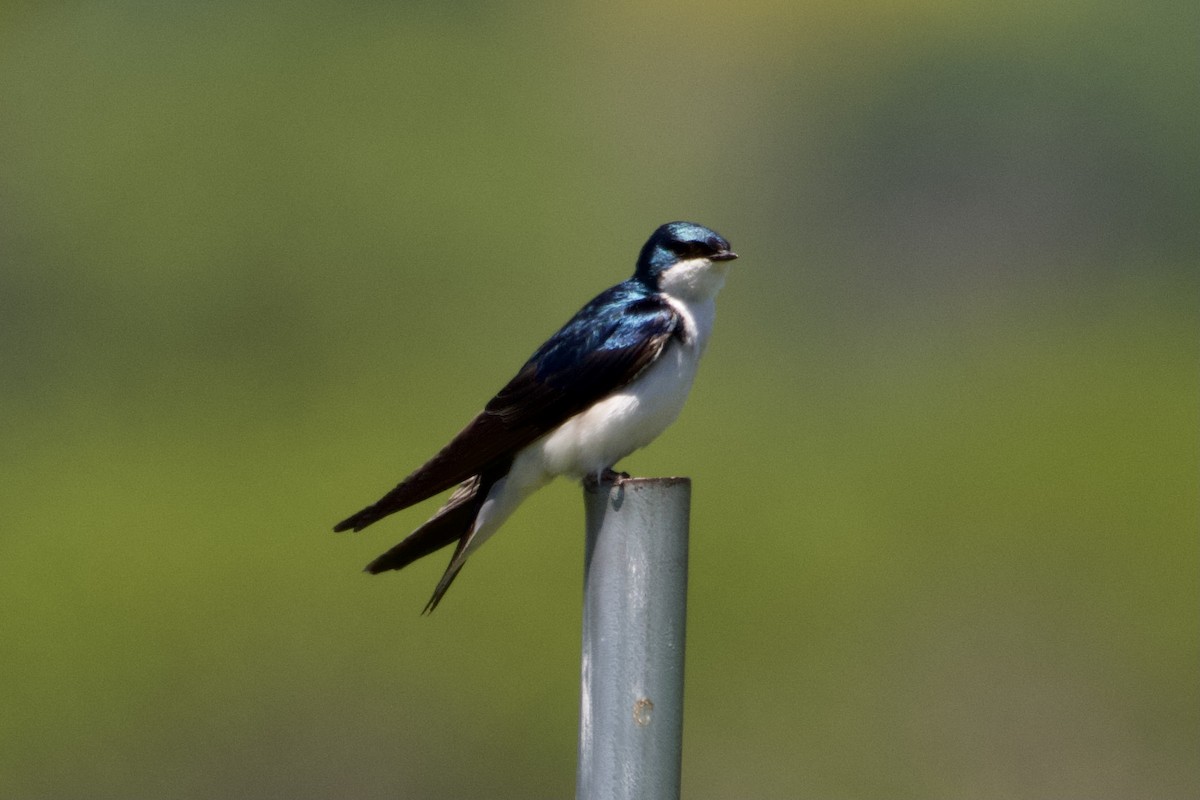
[583,468,631,491]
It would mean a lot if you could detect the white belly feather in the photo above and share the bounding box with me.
[528,292,714,480]
[461,338,702,556]
[536,338,698,478]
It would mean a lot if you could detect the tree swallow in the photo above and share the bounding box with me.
[334,221,737,612]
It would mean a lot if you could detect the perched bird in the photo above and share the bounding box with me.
[334,221,737,612]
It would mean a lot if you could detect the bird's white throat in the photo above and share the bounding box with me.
[656,256,730,303]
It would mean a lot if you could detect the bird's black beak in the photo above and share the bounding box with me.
[711,250,738,262]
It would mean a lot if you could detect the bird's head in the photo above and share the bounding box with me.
[635,221,738,301]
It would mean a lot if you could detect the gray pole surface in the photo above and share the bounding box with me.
[577,476,691,800]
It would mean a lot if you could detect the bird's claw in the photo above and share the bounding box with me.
[583,468,631,490]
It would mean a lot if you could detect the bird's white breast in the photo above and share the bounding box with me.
[518,293,716,481]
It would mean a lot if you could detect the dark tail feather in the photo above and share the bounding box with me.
[363,475,487,574]
[364,467,509,613]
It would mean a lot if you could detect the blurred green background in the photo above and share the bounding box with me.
[1,2,1196,798]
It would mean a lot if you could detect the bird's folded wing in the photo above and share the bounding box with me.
[333,292,680,532]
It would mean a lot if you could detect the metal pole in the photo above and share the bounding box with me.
[577,476,691,800]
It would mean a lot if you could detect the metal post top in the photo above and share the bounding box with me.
[583,475,692,492]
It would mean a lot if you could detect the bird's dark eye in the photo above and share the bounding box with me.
[671,239,713,259]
